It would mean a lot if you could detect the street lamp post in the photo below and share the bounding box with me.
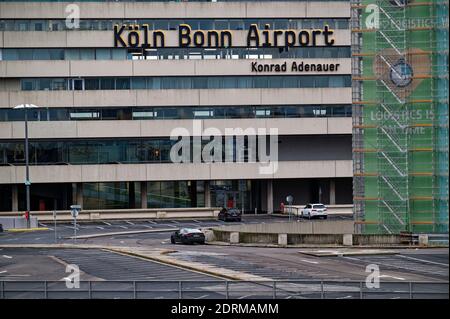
[13,103,40,229]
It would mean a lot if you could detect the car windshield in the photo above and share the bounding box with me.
[181,228,202,234]
[313,204,326,209]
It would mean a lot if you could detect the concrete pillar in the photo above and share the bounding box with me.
[11,184,18,212]
[278,233,288,246]
[267,179,273,214]
[204,180,211,207]
[141,182,148,209]
[76,183,83,207]
[330,179,336,205]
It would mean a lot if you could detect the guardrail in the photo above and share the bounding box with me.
[0,280,447,299]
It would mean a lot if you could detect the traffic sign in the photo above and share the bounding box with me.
[286,195,293,205]
[70,205,81,218]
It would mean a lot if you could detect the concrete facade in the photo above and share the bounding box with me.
[0,1,352,214]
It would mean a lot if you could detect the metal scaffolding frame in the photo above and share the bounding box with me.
[351,0,449,234]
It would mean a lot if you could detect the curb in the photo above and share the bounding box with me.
[65,228,177,239]
[205,241,448,249]
[6,227,49,232]
[105,248,241,281]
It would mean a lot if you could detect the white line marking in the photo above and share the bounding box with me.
[398,255,449,267]
[195,294,209,299]
[119,226,128,229]
[125,221,135,225]
[47,227,54,231]
[96,226,105,230]
[142,225,152,228]
[171,220,180,224]
[39,223,47,227]
[0,270,7,274]
[379,275,405,281]
[34,238,41,241]
[102,221,112,226]
[238,294,254,299]
[301,259,319,264]
[148,221,157,224]
[2,255,12,259]
[343,256,361,261]
[193,220,201,223]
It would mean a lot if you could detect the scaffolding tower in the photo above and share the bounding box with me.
[351,0,449,234]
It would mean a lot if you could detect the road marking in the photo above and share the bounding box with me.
[125,221,135,225]
[195,294,209,299]
[171,220,180,224]
[47,227,54,231]
[397,254,449,267]
[142,225,152,228]
[336,295,353,299]
[39,223,47,227]
[34,238,41,241]
[102,221,112,226]
[238,294,254,299]
[343,256,361,261]
[2,255,12,259]
[147,221,157,224]
[193,220,201,223]
[119,226,128,229]
[379,275,405,281]
[301,259,319,264]
[96,226,105,230]
[0,270,7,274]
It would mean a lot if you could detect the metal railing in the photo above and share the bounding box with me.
[0,280,448,299]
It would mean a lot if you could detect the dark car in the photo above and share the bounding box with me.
[218,208,242,222]
[0,224,3,232]
[171,228,205,245]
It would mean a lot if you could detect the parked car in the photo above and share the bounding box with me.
[301,203,328,219]
[170,228,205,245]
[0,224,3,232]
[218,208,242,222]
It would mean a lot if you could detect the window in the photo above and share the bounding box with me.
[96,49,111,60]
[80,49,95,60]
[85,78,100,90]
[100,78,115,90]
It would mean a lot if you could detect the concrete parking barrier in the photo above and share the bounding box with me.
[278,234,288,246]
[230,232,240,244]
[419,234,429,246]
[343,234,353,246]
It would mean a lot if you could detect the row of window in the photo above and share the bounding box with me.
[21,75,352,91]
[0,18,349,32]
[0,47,351,61]
[0,137,269,165]
[0,105,352,122]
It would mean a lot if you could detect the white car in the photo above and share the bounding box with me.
[301,203,328,219]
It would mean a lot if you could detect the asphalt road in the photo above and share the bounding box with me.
[0,215,448,299]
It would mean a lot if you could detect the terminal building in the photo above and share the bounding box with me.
[0,0,353,214]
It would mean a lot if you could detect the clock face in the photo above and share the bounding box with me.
[390,60,414,87]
